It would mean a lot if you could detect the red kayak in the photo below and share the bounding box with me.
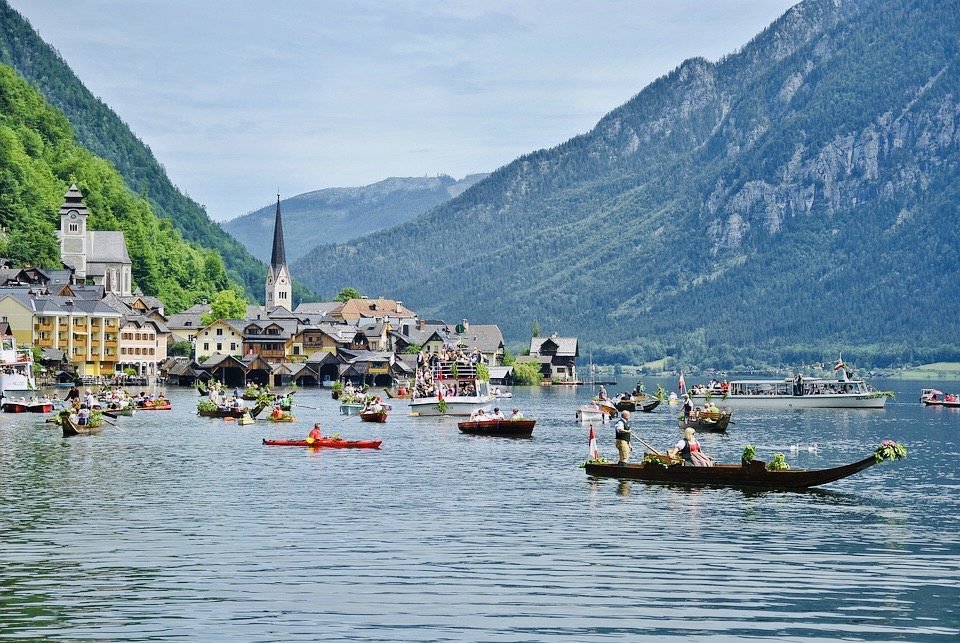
[262,438,382,449]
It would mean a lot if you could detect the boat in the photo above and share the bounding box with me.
[262,438,382,449]
[382,386,412,400]
[0,336,37,398]
[584,452,901,490]
[920,388,941,403]
[236,414,256,425]
[679,409,733,432]
[267,414,295,422]
[921,390,960,407]
[136,399,172,411]
[410,359,495,416]
[457,418,535,437]
[614,393,661,413]
[687,372,888,409]
[340,402,364,416]
[359,409,388,423]
[198,406,250,418]
[58,412,105,437]
[2,397,55,413]
[576,404,607,423]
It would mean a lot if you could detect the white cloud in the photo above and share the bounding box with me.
[9,0,797,220]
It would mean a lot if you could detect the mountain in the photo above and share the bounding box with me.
[292,0,960,368]
[0,63,231,311]
[0,1,312,304]
[224,174,489,264]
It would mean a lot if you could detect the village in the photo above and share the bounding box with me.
[0,186,581,392]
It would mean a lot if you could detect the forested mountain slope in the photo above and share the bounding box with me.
[0,1,307,302]
[293,0,960,367]
[225,174,488,264]
[0,64,231,311]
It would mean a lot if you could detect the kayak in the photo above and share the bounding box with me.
[262,438,382,449]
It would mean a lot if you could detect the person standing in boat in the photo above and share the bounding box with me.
[682,394,694,419]
[613,410,632,464]
[64,385,80,403]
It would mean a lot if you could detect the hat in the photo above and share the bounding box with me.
[684,427,696,439]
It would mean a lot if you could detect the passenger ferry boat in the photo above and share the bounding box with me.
[410,358,494,416]
[0,336,36,398]
[688,374,888,409]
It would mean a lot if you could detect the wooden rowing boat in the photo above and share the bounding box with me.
[584,453,894,490]
[614,394,660,413]
[457,418,535,437]
[59,414,104,437]
[678,410,733,432]
[359,410,388,423]
[262,438,382,449]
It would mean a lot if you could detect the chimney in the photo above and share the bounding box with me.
[396,300,402,313]
[417,318,425,331]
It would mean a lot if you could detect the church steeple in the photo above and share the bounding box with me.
[270,193,286,269]
[265,193,291,309]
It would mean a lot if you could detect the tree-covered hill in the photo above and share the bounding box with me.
[292,0,960,368]
[0,0,311,303]
[0,63,231,311]
[224,174,488,264]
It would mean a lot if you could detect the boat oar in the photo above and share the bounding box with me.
[103,411,120,420]
[295,402,323,411]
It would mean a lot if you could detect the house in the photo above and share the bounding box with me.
[527,334,579,382]
[58,184,133,296]
[330,297,417,324]
[195,319,245,362]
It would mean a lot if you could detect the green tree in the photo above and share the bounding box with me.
[512,361,543,386]
[531,322,541,338]
[201,289,248,325]
[335,287,361,302]
[169,340,193,357]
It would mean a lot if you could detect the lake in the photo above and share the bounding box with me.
[1,377,958,641]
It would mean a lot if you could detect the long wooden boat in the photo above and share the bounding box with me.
[457,418,535,437]
[615,394,661,413]
[584,454,890,490]
[382,387,412,399]
[60,414,105,438]
[678,410,733,432]
[2,399,55,413]
[359,409,388,423]
[198,406,248,418]
[263,438,382,449]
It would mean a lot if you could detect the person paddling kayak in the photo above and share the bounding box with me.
[307,423,323,442]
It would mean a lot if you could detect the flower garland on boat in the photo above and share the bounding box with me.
[767,453,790,471]
[874,440,907,463]
[578,456,609,468]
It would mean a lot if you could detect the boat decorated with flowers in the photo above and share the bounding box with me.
[583,440,907,490]
[410,357,494,417]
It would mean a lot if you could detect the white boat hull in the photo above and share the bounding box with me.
[688,393,887,409]
[410,396,494,416]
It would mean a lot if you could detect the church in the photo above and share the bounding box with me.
[264,194,291,309]
[57,184,133,296]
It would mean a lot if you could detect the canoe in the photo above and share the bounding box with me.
[262,438,382,449]
[340,403,363,416]
[679,410,733,432]
[198,407,249,418]
[584,453,891,490]
[268,414,295,422]
[382,387,412,399]
[457,418,535,437]
[359,410,388,423]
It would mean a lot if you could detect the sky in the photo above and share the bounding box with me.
[9,0,798,222]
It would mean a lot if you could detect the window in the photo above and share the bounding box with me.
[216,328,223,336]
[230,343,237,351]
[216,343,222,351]
[68,223,78,232]
[203,343,209,351]
[135,333,141,341]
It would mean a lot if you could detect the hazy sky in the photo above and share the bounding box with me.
[10,0,797,221]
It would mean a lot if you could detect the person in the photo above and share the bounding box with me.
[510,408,524,420]
[668,427,713,466]
[469,408,487,421]
[490,407,505,420]
[598,385,608,401]
[794,373,803,396]
[682,393,694,419]
[271,405,283,419]
[64,385,80,402]
[77,404,90,426]
[307,423,323,441]
[613,410,632,464]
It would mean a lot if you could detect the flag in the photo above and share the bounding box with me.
[588,424,599,460]
[678,372,686,393]
[833,360,845,372]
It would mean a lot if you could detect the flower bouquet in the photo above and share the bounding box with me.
[874,440,907,463]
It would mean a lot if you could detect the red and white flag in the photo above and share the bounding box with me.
[678,372,686,393]
[588,424,600,460]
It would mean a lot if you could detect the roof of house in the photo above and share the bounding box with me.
[87,231,132,264]
[530,335,578,357]
[332,297,417,320]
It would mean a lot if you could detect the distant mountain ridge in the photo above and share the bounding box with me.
[0,0,306,303]
[224,174,488,264]
[292,0,960,367]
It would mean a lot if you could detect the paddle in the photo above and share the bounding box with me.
[103,411,120,420]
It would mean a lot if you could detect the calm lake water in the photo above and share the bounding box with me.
[1,377,958,641]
